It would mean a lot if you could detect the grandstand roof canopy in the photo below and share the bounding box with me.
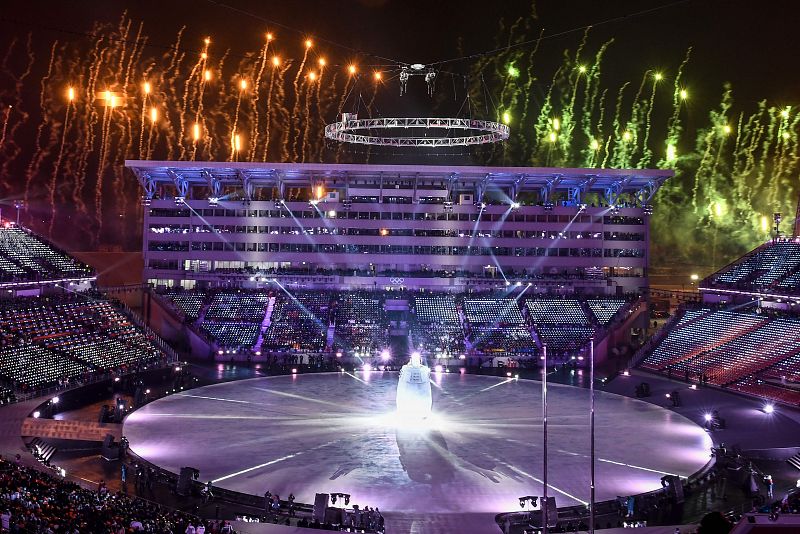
[126,161,674,200]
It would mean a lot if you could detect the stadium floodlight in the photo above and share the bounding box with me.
[763,403,775,414]
[208,197,219,206]
[380,349,391,361]
[704,413,713,422]
[510,201,521,210]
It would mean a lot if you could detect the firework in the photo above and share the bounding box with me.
[0,11,794,269]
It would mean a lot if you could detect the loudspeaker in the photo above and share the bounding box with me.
[325,507,345,524]
[100,434,119,461]
[662,475,684,503]
[177,467,199,496]
[312,493,329,522]
[529,497,558,528]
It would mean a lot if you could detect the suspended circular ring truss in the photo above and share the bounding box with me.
[324,117,509,147]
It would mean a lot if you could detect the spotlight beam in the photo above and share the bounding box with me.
[478,377,516,393]
[175,393,251,404]
[494,459,589,506]
[212,438,343,483]
[340,370,370,385]
[251,386,354,409]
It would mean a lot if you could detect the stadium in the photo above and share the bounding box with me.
[2,2,800,534]
[0,155,797,534]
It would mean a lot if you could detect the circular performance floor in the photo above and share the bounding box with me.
[124,371,712,516]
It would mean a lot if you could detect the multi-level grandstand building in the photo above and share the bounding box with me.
[128,161,672,294]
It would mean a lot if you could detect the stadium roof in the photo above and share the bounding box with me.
[126,160,674,203]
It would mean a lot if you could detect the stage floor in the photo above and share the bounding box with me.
[124,371,711,529]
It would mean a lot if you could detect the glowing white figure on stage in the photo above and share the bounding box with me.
[396,351,432,418]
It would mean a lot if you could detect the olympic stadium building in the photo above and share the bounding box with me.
[127,161,672,295]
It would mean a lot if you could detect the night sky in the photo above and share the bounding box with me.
[0,0,798,264]
[5,0,798,114]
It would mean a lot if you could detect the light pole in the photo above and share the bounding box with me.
[589,337,595,534]
[13,200,23,225]
[542,343,549,534]
[690,273,699,291]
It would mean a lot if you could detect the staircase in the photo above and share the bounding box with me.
[253,296,276,354]
[326,324,336,349]
[28,437,57,463]
[787,452,800,471]
[630,310,685,368]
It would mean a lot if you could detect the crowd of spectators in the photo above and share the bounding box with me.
[263,292,330,352]
[332,292,387,354]
[0,226,94,285]
[639,304,800,406]
[0,385,15,405]
[773,491,800,515]
[0,292,172,399]
[0,455,236,533]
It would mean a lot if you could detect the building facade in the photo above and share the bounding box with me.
[127,161,672,294]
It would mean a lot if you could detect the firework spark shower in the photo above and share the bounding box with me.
[0,1,797,273]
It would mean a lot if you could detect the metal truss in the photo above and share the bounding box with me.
[324,117,509,147]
